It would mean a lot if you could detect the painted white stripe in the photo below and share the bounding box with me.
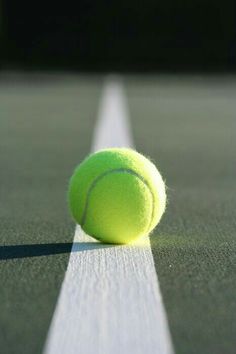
[92,78,134,151]
[44,79,174,354]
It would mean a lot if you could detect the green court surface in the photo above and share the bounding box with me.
[0,75,101,354]
[127,77,236,354]
[0,74,236,354]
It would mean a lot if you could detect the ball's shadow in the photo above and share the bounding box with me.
[0,242,115,260]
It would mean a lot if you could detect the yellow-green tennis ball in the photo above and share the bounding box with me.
[68,148,166,244]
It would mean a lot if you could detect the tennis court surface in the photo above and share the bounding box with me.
[0,73,236,354]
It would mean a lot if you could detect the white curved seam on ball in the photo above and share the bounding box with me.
[80,168,155,234]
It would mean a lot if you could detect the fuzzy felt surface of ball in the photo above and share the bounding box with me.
[68,148,166,244]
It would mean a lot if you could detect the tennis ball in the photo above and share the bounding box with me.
[68,148,166,244]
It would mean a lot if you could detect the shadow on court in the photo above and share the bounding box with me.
[0,242,115,260]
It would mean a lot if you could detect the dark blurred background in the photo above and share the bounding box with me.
[0,0,236,72]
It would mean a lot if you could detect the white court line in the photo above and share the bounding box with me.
[43,79,174,354]
[92,78,134,151]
